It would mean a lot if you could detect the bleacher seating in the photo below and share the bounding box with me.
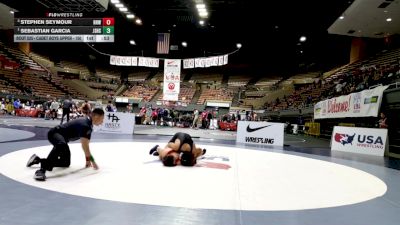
[0,43,44,71]
[158,84,196,104]
[0,76,20,95]
[265,47,400,111]
[127,71,150,82]
[227,75,251,87]
[0,68,65,98]
[190,73,223,83]
[123,83,159,101]
[85,81,118,93]
[197,88,233,104]
[29,52,54,69]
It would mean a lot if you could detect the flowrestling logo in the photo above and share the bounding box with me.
[334,132,384,149]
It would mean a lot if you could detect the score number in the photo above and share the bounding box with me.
[102,18,114,35]
[102,18,114,26]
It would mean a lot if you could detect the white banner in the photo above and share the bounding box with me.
[163,59,181,101]
[95,112,135,134]
[111,54,229,68]
[212,56,219,66]
[205,57,212,67]
[110,56,156,67]
[223,54,228,65]
[183,59,194,69]
[218,56,224,66]
[236,121,284,146]
[131,57,138,66]
[195,58,205,68]
[331,126,388,156]
[314,85,388,119]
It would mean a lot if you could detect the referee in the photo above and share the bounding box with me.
[26,108,105,181]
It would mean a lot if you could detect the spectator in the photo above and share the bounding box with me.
[378,112,388,128]
[106,101,113,112]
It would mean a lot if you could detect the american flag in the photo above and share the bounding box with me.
[157,33,170,54]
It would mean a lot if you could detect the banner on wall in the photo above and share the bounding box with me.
[236,121,284,146]
[95,112,135,134]
[331,126,387,156]
[163,59,181,101]
[183,59,195,69]
[110,54,228,68]
[314,85,388,119]
[110,56,158,68]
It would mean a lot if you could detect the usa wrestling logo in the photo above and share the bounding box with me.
[334,133,356,146]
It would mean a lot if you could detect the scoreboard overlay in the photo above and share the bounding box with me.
[14,17,114,43]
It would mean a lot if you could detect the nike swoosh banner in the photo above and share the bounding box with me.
[236,121,284,146]
[163,59,181,101]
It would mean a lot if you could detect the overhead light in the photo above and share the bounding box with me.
[236,43,242,48]
[152,24,156,27]
[182,42,187,47]
[198,8,207,13]
[386,18,392,22]
[199,11,208,17]
[339,16,344,20]
[196,4,206,9]
[384,10,388,13]
[299,36,307,42]
[129,40,136,45]
[300,50,303,53]
[199,20,205,25]
[115,3,124,8]
[111,0,120,3]
[173,24,176,27]
[119,7,128,12]
[10,10,14,14]
[135,18,142,25]
[127,14,135,19]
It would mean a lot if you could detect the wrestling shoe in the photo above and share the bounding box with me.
[202,149,206,155]
[34,169,46,181]
[149,145,159,155]
[26,154,40,167]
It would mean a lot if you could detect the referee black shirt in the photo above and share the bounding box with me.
[57,117,93,142]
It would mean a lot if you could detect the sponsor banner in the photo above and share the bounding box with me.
[95,112,135,134]
[195,58,205,68]
[183,58,194,69]
[314,85,388,119]
[218,56,224,66]
[110,55,131,66]
[223,54,228,65]
[110,56,158,68]
[236,121,284,146]
[131,57,138,66]
[138,57,159,68]
[110,54,229,68]
[163,59,181,101]
[331,126,387,156]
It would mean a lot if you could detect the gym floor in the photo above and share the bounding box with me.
[0,117,400,225]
